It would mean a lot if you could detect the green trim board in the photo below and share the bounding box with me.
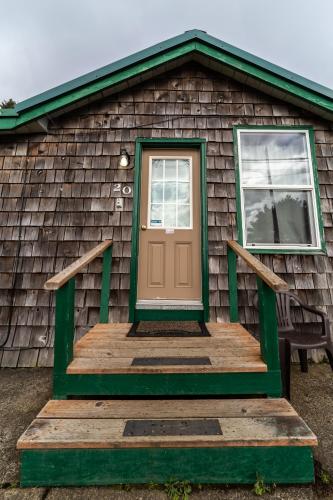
[2,30,333,132]
[233,125,326,255]
[129,138,209,323]
[52,371,282,399]
[20,446,315,486]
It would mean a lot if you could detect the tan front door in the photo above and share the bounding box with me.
[137,149,202,303]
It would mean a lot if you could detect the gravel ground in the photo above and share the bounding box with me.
[0,364,332,499]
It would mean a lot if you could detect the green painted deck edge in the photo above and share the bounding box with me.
[53,371,281,398]
[20,446,315,486]
[129,138,209,323]
[2,31,333,131]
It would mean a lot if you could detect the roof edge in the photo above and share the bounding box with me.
[1,29,333,132]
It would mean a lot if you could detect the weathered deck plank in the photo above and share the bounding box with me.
[17,398,317,450]
[68,322,267,374]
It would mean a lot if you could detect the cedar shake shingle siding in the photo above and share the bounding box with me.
[1,63,333,366]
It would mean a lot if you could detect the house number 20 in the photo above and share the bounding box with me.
[112,184,132,196]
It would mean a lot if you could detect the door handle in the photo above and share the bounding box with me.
[141,225,147,230]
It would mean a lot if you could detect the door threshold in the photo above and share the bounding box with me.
[136,300,204,310]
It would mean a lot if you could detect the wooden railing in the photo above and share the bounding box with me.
[44,240,113,396]
[227,240,288,374]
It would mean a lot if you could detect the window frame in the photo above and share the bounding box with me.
[233,126,326,254]
[147,155,193,230]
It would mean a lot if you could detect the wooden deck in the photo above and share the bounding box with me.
[67,322,267,374]
[18,398,317,449]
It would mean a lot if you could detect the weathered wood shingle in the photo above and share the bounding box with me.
[1,62,333,366]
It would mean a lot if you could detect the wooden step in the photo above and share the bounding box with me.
[18,398,316,450]
[17,398,317,487]
[68,322,267,374]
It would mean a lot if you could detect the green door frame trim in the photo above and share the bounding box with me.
[129,138,209,322]
[233,125,326,255]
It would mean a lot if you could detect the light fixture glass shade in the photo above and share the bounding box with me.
[119,149,130,168]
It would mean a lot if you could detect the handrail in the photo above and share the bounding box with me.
[227,241,288,292]
[44,240,113,290]
[227,240,285,389]
[44,239,113,397]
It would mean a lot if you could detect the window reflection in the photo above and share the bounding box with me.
[244,190,315,245]
[240,132,310,185]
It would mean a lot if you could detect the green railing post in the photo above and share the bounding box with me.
[256,277,280,372]
[99,245,112,323]
[53,278,75,398]
[227,246,238,322]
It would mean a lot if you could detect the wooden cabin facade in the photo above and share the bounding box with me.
[1,31,333,367]
[1,30,332,485]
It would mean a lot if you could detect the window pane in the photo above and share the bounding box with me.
[240,132,311,185]
[244,190,316,245]
[152,159,163,180]
[150,204,163,227]
[164,182,177,202]
[177,182,190,203]
[165,160,177,180]
[178,205,191,228]
[178,159,190,180]
[151,182,163,203]
[164,205,176,227]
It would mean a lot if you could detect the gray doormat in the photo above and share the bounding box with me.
[123,419,222,436]
[127,321,210,337]
[131,356,212,366]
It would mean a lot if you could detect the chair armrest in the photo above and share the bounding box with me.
[288,292,330,336]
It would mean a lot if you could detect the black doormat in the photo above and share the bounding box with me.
[123,419,222,436]
[127,321,210,337]
[131,356,212,366]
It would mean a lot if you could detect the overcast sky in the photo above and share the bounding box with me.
[1,0,332,103]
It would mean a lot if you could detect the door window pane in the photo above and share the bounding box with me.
[151,159,163,180]
[178,159,190,180]
[150,204,163,227]
[164,182,177,203]
[178,205,191,227]
[240,132,311,185]
[148,158,192,229]
[151,182,163,203]
[164,205,177,227]
[244,190,316,245]
[165,160,177,180]
[177,182,190,203]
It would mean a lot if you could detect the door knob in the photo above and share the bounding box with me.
[141,225,147,230]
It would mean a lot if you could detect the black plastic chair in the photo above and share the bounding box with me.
[254,291,333,373]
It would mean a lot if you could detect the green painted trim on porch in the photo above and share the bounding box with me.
[52,371,281,399]
[256,278,280,372]
[233,125,326,255]
[99,245,113,323]
[53,279,75,375]
[20,446,315,487]
[2,30,333,132]
[227,245,238,322]
[129,138,209,323]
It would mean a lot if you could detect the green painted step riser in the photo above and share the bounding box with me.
[20,447,315,487]
[53,371,282,399]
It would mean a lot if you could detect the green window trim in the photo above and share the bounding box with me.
[233,125,326,255]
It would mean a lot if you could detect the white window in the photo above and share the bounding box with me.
[236,129,322,251]
[148,157,192,229]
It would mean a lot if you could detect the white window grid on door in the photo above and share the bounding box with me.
[236,129,321,250]
[147,156,193,230]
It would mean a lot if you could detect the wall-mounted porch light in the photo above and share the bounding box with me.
[119,148,131,169]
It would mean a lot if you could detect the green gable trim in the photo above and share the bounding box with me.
[1,29,333,132]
